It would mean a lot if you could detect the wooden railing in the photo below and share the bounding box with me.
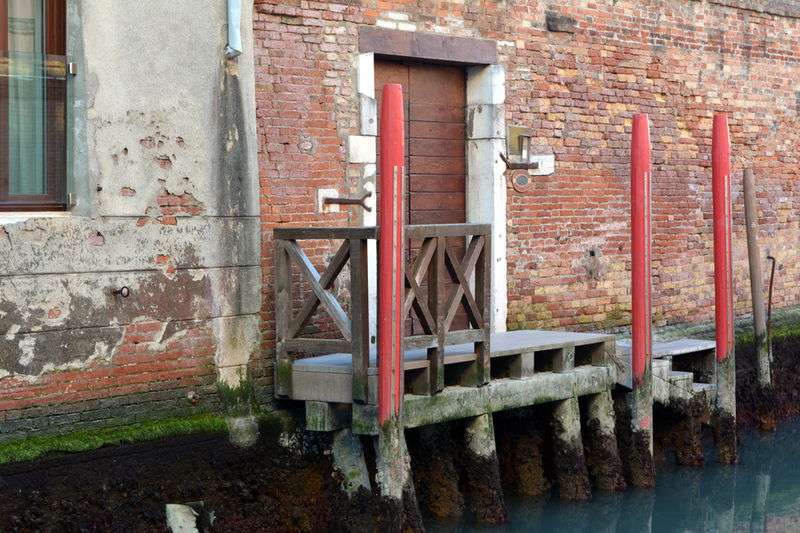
[403,224,492,394]
[274,226,374,402]
[273,223,491,403]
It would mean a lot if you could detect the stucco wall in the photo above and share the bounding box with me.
[0,0,261,441]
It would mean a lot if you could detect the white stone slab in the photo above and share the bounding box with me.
[348,135,376,164]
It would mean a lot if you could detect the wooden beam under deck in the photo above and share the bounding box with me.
[349,365,615,435]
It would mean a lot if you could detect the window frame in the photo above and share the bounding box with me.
[0,0,68,212]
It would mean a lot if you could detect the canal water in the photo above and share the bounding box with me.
[427,417,800,532]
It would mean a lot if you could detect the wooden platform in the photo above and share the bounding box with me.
[290,329,614,405]
[273,224,620,433]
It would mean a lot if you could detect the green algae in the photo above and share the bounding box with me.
[217,369,260,417]
[0,412,228,465]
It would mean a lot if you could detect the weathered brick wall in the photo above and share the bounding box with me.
[501,0,800,330]
[0,322,218,441]
[254,0,363,403]
[254,0,799,398]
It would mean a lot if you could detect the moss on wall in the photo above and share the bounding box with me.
[0,413,228,465]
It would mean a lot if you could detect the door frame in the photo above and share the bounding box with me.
[354,28,507,338]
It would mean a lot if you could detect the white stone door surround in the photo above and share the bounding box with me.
[351,29,507,337]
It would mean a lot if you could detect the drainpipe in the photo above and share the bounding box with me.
[225,0,243,59]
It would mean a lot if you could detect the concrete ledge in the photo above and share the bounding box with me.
[490,366,612,412]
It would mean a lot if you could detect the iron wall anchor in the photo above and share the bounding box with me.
[500,152,540,170]
[323,190,373,212]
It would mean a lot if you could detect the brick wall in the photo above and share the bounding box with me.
[254,0,364,399]
[0,322,218,442]
[501,0,800,330]
[254,0,799,396]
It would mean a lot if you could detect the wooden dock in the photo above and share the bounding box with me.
[292,329,615,433]
[272,222,716,434]
[272,222,734,520]
[273,223,618,433]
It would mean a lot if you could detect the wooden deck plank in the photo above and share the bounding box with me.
[616,338,716,358]
[290,329,616,407]
[292,330,614,371]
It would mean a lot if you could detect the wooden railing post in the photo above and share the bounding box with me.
[275,239,292,397]
[351,237,370,403]
[475,234,491,385]
[428,236,446,393]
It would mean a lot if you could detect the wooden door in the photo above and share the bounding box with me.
[375,60,468,334]
[375,60,466,225]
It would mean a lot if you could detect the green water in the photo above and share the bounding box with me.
[427,418,800,532]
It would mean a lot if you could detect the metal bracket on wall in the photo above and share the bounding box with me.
[499,152,539,170]
[502,128,539,170]
[323,190,373,212]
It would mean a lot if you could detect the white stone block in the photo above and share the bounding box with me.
[357,53,374,97]
[466,138,507,332]
[376,19,397,29]
[387,11,409,21]
[213,315,260,373]
[360,95,377,136]
[348,135,376,164]
[529,154,555,176]
[362,180,376,217]
[466,104,505,140]
[467,64,505,106]
[166,504,199,533]
[361,165,377,226]
[317,188,339,213]
[466,139,504,192]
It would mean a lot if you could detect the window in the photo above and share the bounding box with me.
[1,0,67,211]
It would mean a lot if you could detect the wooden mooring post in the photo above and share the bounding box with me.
[712,114,738,463]
[374,83,422,530]
[743,168,775,431]
[623,112,656,487]
[378,83,405,425]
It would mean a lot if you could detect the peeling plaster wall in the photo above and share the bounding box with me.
[0,1,260,441]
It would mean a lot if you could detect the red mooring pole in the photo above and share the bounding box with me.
[631,113,652,388]
[713,114,734,362]
[378,84,405,424]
